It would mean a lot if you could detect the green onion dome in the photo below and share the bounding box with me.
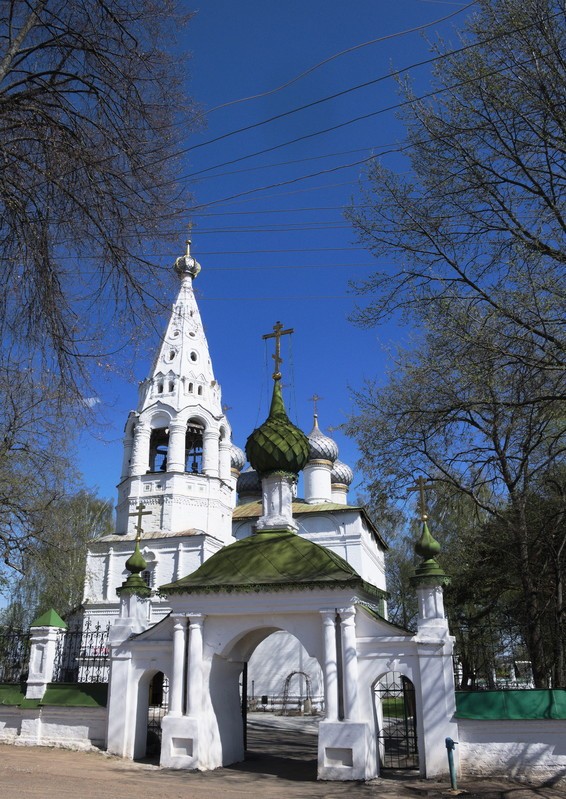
[245,380,309,477]
[125,540,147,575]
[412,521,447,584]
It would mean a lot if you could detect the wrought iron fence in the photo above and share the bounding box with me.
[52,619,110,684]
[0,626,30,684]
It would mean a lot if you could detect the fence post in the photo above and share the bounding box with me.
[25,609,67,700]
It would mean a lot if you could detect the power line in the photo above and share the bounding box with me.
[197,3,475,120]
[163,9,559,179]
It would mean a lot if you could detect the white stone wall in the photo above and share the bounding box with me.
[0,707,21,743]
[458,718,566,786]
[247,630,324,707]
[1,706,107,750]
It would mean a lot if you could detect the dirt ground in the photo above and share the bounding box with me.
[1,717,564,799]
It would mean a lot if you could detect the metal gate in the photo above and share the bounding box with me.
[147,672,168,759]
[374,672,418,769]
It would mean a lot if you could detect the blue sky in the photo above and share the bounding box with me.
[78,0,474,503]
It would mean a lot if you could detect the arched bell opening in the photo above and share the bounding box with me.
[149,428,169,472]
[185,420,204,474]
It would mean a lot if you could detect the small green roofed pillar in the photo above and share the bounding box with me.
[30,608,67,629]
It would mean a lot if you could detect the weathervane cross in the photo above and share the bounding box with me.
[262,321,294,380]
[129,502,152,541]
[407,476,434,521]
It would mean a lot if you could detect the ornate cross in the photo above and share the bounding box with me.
[308,394,323,415]
[129,502,152,541]
[262,321,294,380]
[407,476,434,521]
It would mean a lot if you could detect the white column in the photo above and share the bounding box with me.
[203,430,219,477]
[218,439,232,481]
[417,584,446,624]
[167,421,187,472]
[340,607,360,721]
[321,610,339,721]
[121,435,134,480]
[129,423,151,476]
[186,614,204,716]
[169,615,187,716]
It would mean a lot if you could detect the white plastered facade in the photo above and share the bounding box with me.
[82,246,457,780]
[106,581,457,780]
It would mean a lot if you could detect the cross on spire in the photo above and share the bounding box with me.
[129,502,152,541]
[185,221,194,255]
[308,393,323,415]
[407,476,434,521]
[262,321,294,381]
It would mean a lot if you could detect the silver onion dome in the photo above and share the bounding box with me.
[236,467,262,495]
[230,444,246,472]
[331,459,353,486]
[174,238,201,279]
[307,415,339,462]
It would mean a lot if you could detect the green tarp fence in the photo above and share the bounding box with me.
[456,689,566,720]
[0,682,107,708]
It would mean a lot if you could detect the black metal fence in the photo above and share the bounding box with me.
[52,619,110,684]
[0,626,30,684]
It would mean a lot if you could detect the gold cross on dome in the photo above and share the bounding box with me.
[129,502,152,541]
[407,476,434,522]
[262,321,294,380]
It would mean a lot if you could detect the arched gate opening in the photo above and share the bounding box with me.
[373,672,419,771]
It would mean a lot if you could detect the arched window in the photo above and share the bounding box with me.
[197,385,203,396]
[185,421,204,474]
[149,428,169,472]
[141,569,153,588]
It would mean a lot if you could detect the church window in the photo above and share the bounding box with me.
[168,380,175,392]
[190,351,198,362]
[185,421,204,474]
[157,381,164,394]
[188,382,194,393]
[149,428,169,472]
[167,349,176,362]
[141,569,153,588]
[197,385,203,396]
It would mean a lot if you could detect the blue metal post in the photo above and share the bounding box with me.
[445,736,458,791]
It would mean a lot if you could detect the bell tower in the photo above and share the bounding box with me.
[115,241,234,542]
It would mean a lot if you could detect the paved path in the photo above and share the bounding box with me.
[1,715,564,799]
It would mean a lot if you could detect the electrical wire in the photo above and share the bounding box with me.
[197,3,475,120]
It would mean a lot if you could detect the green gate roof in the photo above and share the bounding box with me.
[160,531,385,598]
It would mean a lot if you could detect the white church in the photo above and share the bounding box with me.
[73,240,457,780]
[8,241,565,787]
